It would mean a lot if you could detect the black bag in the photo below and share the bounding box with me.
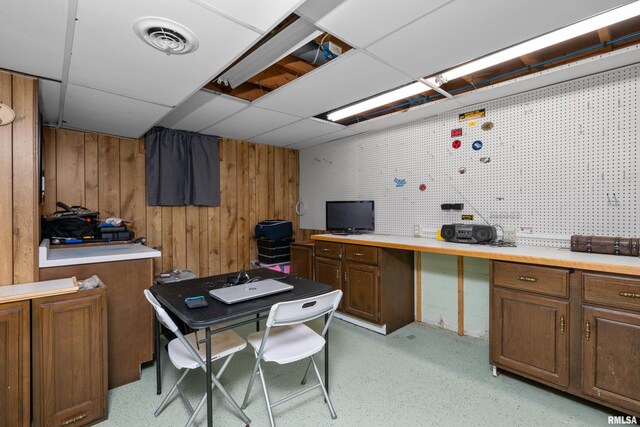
[41,202,100,240]
[255,220,293,240]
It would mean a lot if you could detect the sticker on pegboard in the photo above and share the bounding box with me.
[394,178,406,187]
[461,214,474,220]
[419,183,426,192]
[481,121,494,131]
[452,140,461,149]
[459,108,485,121]
[472,140,483,151]
[479,157,491,163]
[451,128,462,137]
[458,167,466,174]
[468,121,477,127]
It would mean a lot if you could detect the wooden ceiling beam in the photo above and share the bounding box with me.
[276,56,317,75]
[247,67,297,90]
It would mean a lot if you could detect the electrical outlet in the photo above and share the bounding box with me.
[413,224,421,237]
[420,225,429,237]
[326,41,342,56]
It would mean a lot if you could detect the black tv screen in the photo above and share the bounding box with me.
[326,200,374,234]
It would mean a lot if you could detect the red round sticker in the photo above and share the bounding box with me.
[452,140,461,149]
[419,183,426,192]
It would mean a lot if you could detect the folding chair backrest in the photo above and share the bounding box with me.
[266,290,342,328]
[144,289,180,333]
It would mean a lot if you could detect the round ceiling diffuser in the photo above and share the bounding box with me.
[0,102,16,126]
[133,17,199,55]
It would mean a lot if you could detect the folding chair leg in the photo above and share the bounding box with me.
[258,362,276,427]
[311,355,337,420]
[301,359,312,385]
[241,352,262,410]
[155,368,190,417]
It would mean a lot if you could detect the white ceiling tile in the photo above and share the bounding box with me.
[317,0,449,48]
[63,84,171,138]
[254,50,412,117]
[250,118,345,146]
[0,0,69,80]
[366,0,634,79]
[295,0,346,23]
[288,126,360,149]
[39,81,62,125]
[68,0,260,106]
[159,90,248,131]
[201,106,301,140]
[190,0,303,32]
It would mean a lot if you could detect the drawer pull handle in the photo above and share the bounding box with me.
[62,413,87,426]
[585,321,591,341]
[619,291,640,299]
[353,252,364,256]
[322,248,330,252]
[516,276,537,282]
[560,315,565,335]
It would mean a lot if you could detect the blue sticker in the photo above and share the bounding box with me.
[472,140,483,151]
[394,178,406,187]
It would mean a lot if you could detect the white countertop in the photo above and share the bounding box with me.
[39,239,161,268]
[311,233,640,276]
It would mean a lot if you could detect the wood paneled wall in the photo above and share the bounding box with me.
[42,128,301,276]
[0,71,39,285]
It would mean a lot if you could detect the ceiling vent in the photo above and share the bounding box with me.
[133,17,199,55]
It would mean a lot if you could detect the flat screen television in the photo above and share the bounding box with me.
[326,200,374,235]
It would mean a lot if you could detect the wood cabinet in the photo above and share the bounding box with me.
[290,241,315,280]
[40,258,154,388]
[32,286,108,427]
[491,261,640,417]
[0,300,30,427]
[314,241,413,334]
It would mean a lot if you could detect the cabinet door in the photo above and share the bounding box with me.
[315,257,343,310]
[0,301,29,427]
[290,244,314,280]
[32,290,107,427]
[490,287,569,387]
[582,306,640,414]
[344,263,380,324]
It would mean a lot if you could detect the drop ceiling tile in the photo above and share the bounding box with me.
[295,0,346,23]
[316,0,449,48]
[63,84,171,138]
[367,0,634,79]
[39,81,62,125]
[68,0,260,106]
[159,90,248,131]
[250,118,345,146]
[201,106,301,140]
[190,0,303,32]
[288,126,361,149]
[0,0,69,80]
[254,50,412,117]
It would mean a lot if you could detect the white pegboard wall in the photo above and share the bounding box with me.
[299,65,639,247]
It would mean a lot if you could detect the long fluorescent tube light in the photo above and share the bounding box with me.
[437,1,640,83]
[217,19,322,88]
[327,81,430,121]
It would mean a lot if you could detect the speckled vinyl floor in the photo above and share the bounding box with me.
[100,320,613,426]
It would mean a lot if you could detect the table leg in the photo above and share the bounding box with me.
[324,313,329,393]
[206,327,213,427]
[155,317,162,395]
[256,313,260,332]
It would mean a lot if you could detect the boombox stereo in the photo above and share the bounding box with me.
[441,224,496,244]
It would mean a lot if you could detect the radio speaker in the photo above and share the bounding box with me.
[440,224,496,244]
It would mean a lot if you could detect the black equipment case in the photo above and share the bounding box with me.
[255,220,293,240]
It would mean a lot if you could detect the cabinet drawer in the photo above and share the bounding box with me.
[345,244,377,265]
[315,241,342,259]
[583,273,640,312]
[492,262,569,298]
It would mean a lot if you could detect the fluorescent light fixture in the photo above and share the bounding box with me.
[327,81,430,121]
[437,1,640,83]
[217,19,322,88]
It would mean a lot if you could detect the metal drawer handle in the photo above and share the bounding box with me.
[517,276,537,283]
[322,248,330,252]
[560,315,565,335]
[353,252,364,256]
[585,321,591,341]
[619,291,640,299]
[62,413,87,426]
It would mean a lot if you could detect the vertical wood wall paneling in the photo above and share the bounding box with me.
[288,150,300,239]
[185,205,199,274]
[146,205,162,274]
[11,74,38,284]
[41,127,56,215]
[119,138,146,236]
[255,144,270,228]
[0,72,13,284]
[220,138,238,272]
[198,207,209,277]
[97,135,120,218]
[248,143,257,259]
[207,205,221,276]
[55,129,85,207]
[267,145,275,218]
[84,133,98,211]
[161,206,173,271]
[237,141,249,268]
[171,207,186,270]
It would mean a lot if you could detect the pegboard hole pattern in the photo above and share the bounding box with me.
[299,65,639,248]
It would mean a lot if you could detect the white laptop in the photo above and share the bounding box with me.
[209,279,293,304]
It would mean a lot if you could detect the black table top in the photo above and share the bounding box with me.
[150,268,333,329]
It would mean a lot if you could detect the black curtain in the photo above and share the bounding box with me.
[146,127,220,206]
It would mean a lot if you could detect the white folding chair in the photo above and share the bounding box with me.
[143,290,248,427]
[241,290,343,427]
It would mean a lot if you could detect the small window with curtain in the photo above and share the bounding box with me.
[145,127,220,206]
